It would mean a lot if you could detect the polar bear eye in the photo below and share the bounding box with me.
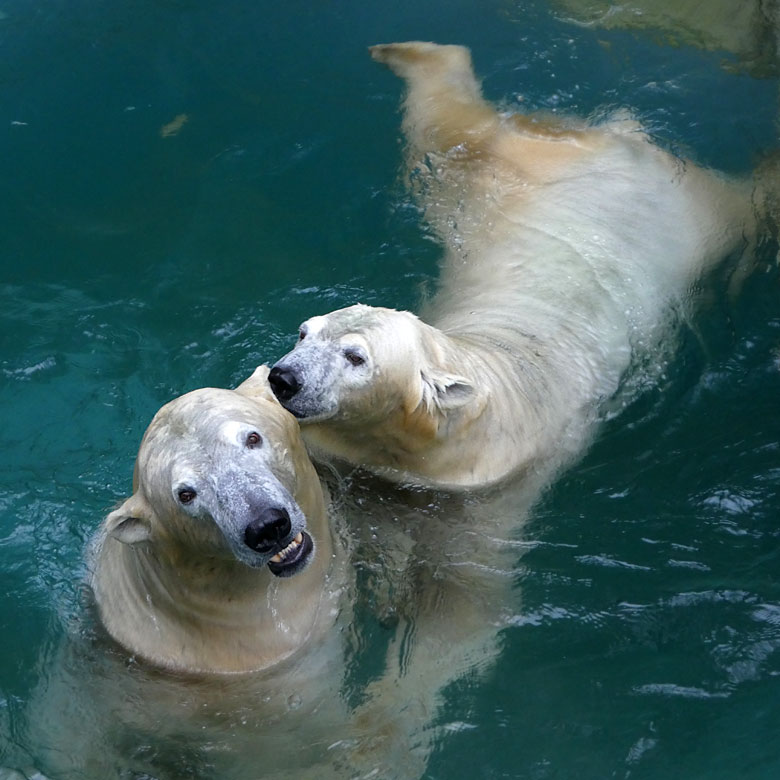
[245,431,262,448]
[344,348,366,367]
[177,488,197,505]
[298,327,307,342]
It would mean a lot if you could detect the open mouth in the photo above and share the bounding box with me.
[267,531,314,578]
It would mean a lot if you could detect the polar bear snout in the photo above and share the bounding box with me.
[268,365,302,403]
[243,506,292,553]
[241,502,315,578]
[268,354,341,422]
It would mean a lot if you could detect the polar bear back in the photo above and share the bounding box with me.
[409,89,755,407]
[269,43,760,488]
[423,119,752,330]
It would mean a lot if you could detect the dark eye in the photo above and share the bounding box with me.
[246,431,262,448]
[178,488,196,505]
[298,328,307,341]
[344,349,365,367]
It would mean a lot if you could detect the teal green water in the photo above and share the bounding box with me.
[1,0,779,777]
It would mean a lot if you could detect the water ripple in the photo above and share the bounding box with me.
[632,683,730,699]
[575,554,652,571]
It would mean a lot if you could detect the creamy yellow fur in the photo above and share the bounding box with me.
[22,369,438,779]
[271,41,760,489]
[91,367,345,674]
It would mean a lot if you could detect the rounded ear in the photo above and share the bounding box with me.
[235,365,280,405]
[104,494,153,545]
[420,370,476,412]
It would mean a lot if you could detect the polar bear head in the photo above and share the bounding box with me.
[104,368,322,577]
[268,305,483,468]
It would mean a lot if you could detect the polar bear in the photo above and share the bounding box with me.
[91,365,345,674]
[11,367,495,779]
[268,41,761,489]
[18,367,476,780]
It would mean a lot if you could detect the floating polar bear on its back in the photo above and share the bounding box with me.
[269,41,760,489]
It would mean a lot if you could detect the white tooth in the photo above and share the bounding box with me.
[270,534,304,564]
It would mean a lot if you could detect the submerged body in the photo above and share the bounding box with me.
[16,370,430,779]
[270,41,759,489]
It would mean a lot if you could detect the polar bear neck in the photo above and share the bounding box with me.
[92,515,340,675]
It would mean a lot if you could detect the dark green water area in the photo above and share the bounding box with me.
[1,1,779,778]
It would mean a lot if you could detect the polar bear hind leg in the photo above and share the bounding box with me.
[370,42,499,155]
[370,41,610,185]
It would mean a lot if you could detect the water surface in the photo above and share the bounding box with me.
[1,0,779,777]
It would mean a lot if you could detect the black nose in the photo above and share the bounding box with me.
[244,507,292,553]
[268,365,302,402]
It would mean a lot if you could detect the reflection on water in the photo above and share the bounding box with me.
[549,0,779,76]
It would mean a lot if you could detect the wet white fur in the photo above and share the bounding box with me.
[273,41,759,489]
[91,366,345,674]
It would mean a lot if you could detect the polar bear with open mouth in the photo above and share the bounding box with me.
[91,365,343,674]
[13,368,445,779]
[269,41,761,489]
